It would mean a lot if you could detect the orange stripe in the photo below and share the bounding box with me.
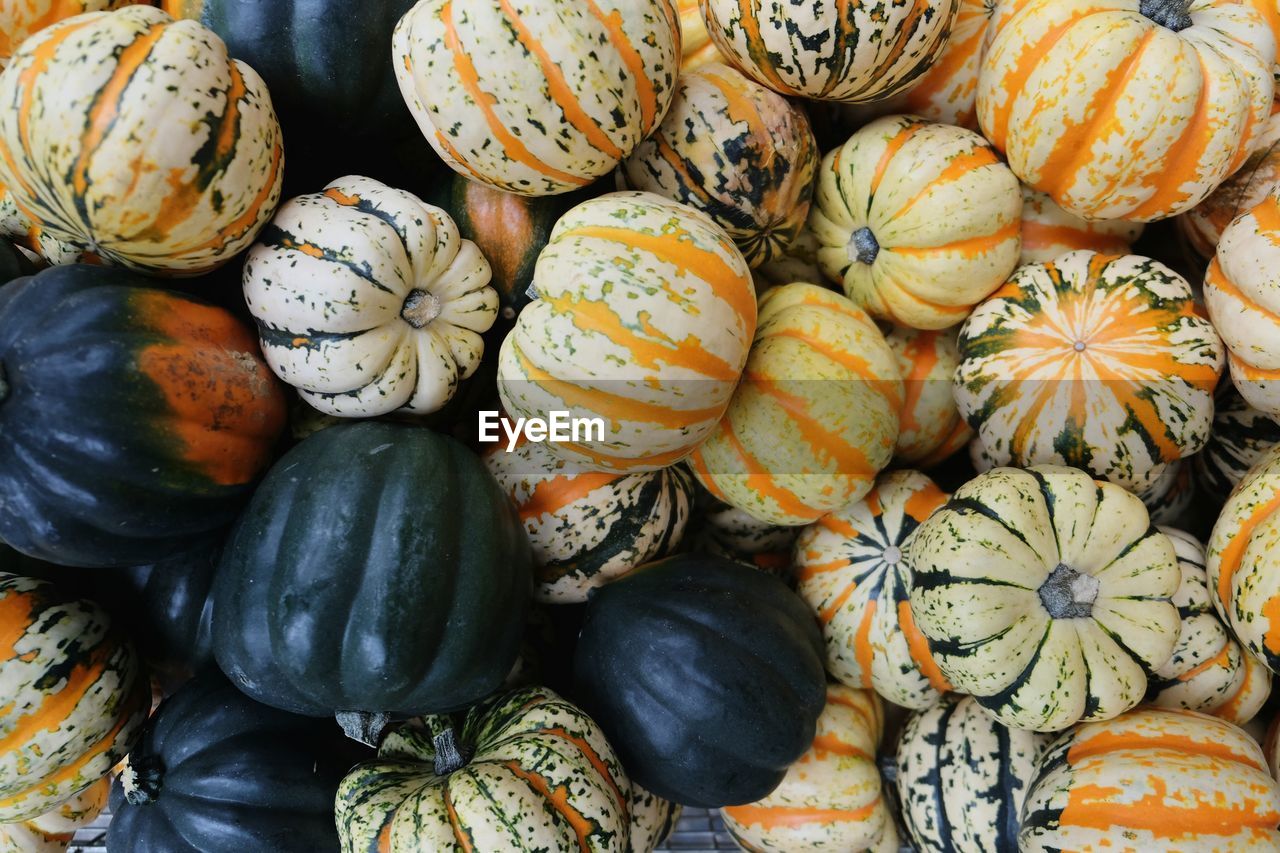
[1022,222,1131,255]
[0,644,113,754]
[811,733,870,760]
[538,726,627,810]
[1060,775,1279,837]
[584,0,660,128]
[723,801,882,829]
[892,145,1000,219]
[899,599,952,692]
[181,141,283,258]
[443,788,476,853]
[986,16,1081,151]
[724,0,798,95]
[892,220,1019,259]
[818,513,859,538]
[849,598,875,686]
[794,558,850,581]
[871,121,925,198]
[1206,257,1280,322]
[1214,487,1280,593]
[747,372,877,477]
[519,471,620,520]
[1068,729,1261,770]
[559,441,693,471]
[721,419,821,521]
[504,762,594,850]
[0,587,37,660]
[1129,49,1216,219]
[1175,643,1232,683]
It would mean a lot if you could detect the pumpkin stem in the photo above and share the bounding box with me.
[401,289,442,329]
[849,227,880,265]
[433,726,469,776]
[120,754,164,806]
[1038,563,1101,619]
[336,710,392,747]
[1139,0,1192,31]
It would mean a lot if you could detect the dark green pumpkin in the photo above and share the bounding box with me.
[572,554,826,808]
[212,420,531,727]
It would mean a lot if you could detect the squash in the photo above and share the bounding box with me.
[0,183,88,266]
[688,282,902,526]
[1019,186,1143,266]
[1136,459,1195,527]
[0,0,143,63]
[0,6,284,275]
[809,115,1022,330]
[497,191,756,473]
[243,175,498,418]
[108,671,348,852]
[573,554,826,808]
[1195,388,1280,505]
[392,0,678,196]
[699,0,959,103]
[977,0,1276,222]
[0,777,108,853]
[897,694,1050,853]
[888,325,972,465]
[908,465,1181,732]
[720,685,898,852]
[686,490,799,576]
[793,470,951,710]
[677,0,723,69]
[1019,707,1280,850]
[630,785,680,853]
[752,225,825,292]
[0,265,286,567]
[484,437,694,604]
[0,574,149,822]
[1203,191,1280,418]
[621,63,818,268]
[955,250,1224,492]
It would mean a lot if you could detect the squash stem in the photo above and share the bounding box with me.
[433,726,469,776]
[401,289,442,328]
[336,710,391,747]
[849,227,880,265]
[1139,0,1192,31]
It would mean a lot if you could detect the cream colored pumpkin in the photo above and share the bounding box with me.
[888,325,972,465]
[1019,186,1143,266]
[0,778,108,853]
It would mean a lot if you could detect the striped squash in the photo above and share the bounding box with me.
[484,438,694,604]
[1019,708,1280,850]
[0,5,283,275]
[977,0,1276,222]
[897,695,1050,853]
[1195,388,1280,505]
[809,115,1022,330]
[629,784,680,853]
[720,685,898,852]
[0,777,108,852]
[908,465,1182,732]
[699,0,959,103]
[888,325,972,466]
[1019,186,1143,266]
[336,686,636,852]
[955,251,1224,492]
[686,490,799,577]
[1136,459,1196,527]
[687,282,902,526]
[1148,528,1271,725]
[497,191,756,472]
[243,175,497,418]
[752,225,825,292]
[793,470,952,709]
[621,62,819,268]
[0,1,143,63]
[677,0,723,69]
[1268,715,1280,780]
[392,0,679,196]
[0,575,149,822]
[0,183,89,266]
[1204,191,1280,418]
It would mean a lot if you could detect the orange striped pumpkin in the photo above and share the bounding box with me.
[687,282,902,526]
[720,685,898,852]
[978,0,1276,222]
[1020,186,1144,266]
[0,181,89,265]
[677,0,723,69]
[1019,708,1280,850]
[0,0,145,63]
[888,326,972,465]
[0,776,109,851]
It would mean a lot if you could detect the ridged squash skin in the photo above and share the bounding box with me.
[1019,186,1143,266]
[888,326,972,465]
[0,777,108,852]
[1195,388,1280,505]
[677,0,723,69]
[0,0,143,63]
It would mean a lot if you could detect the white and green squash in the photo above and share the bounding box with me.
[1195,388,1280,506]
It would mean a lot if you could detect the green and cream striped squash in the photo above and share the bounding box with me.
[621,62,818,268]
[907,465,1182,733]
[484,439,694,604]
[392,0,679,196]
[497,191,756,473]
[1195,388,1280,505]
[793,470,952,710]
[243,175,498,418]
[0,5,283,275]
[0,183,89,266]
[896,695,1050,853]
[628,784,680,853]
[0,777,108,853]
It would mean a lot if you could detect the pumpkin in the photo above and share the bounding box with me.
[0,6,284,275]
[0,265,286,567]
[908,465,1181,732]
[793,470,952,710]
[1136,459,1196,527]
[720,685,898,852]
[0,574,149,822]
[392,0,678,196]
[243,175,497,418]
[573,554,826,808]
[699,0,959,103]
[484,437,694,604]
[0,777,108,853]
[752,225,825,292]
[688,282,902,526]
[955,251,1224,492]
[1203,190,1280,418]
[0,183,88,266]
[1019,186,1143,266]
[621,63,818,268]
[809,115,1022,330]
[212,420,531,729]
[1195,388,1280,505]
[108,671,348,852]
[630,785,680,853]
[0,0,144,63]
[888,325,972,465]
[977,0,1276,222]
[497,191,756,473]
[677,0,723,69]
[1019,707,1280,850]
[686,490,799,576]
[897,694,1050,853]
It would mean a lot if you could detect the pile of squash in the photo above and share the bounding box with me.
[6,0,1280,851]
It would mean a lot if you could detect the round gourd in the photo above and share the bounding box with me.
[897,694,1049,853]
[688,282,902,526]
[809,115,1022,330]
[1195,388,1280,505]
[497,191,756,473]
[0,574,149,822]
[212,420,531,725]
[1019,708,1280,850]
[977,0,1276,221]
[908,465,1182,732]
[889,325,972,465]
[621,63,818,268]
[699,0,959,103]
[1019,186,1143,266]
[392,0,678,196]
[677,0,723,69]
[484,438,694,603]
[0,265,287,567]
[243,175,497,418]
[720,685,898,852]
[956,251,1224,492]
[0,777,108,852]
[573,554,826,808]
[793,470,952,709]
[0,5,284,275]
